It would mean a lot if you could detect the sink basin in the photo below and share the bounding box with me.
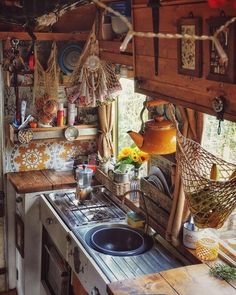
[85,224,153,256]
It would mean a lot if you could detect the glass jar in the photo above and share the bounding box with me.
[196,237,219,261]
[130,167,140,202]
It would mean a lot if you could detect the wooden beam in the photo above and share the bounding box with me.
[0,31,89,41]
[99,40,133,54]
[100,51,133,66]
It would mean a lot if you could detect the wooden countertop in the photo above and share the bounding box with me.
[107,264,236,295]
[7,169,76,193]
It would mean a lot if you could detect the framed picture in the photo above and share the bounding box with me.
[177,16,202,77]
[207,16,236,84]
[15,213,24,258]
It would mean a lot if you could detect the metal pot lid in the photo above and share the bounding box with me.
[146,118,175,130]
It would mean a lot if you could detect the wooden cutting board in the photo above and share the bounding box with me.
[42,169,76,190]
[8,171,52,193]
[107,264,236,295]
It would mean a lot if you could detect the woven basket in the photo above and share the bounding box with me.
[95,168,130,196]
[176,129,236,229]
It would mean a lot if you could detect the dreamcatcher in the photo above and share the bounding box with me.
[67,33,121,106]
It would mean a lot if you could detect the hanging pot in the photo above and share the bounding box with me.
[127,100,176,155]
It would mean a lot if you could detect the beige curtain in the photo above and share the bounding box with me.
[97,102,114,159]
[166,106,204,246]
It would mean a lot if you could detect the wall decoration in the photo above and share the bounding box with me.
[15,213,24,258]
[177,16,202,77]
[207,16,236,83]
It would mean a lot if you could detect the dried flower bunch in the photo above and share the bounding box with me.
[117,146,149,169]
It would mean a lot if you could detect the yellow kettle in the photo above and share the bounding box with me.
[127,100,176,155]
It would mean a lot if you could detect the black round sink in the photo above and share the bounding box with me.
[85,224,153,256]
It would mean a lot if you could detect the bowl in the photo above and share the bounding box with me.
[111,16,131,34]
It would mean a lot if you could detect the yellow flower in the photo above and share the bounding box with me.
[121,147,133,157]
[131,151,140,163]
[138,151,150,163]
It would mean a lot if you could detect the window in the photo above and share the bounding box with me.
[201,114,236,264]
[114,78,147,153]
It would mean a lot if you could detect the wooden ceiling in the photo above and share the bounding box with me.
[0,0,96,33]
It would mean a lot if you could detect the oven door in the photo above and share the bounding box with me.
[41,227,71,295]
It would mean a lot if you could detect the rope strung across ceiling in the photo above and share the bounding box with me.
[92,0,236,66]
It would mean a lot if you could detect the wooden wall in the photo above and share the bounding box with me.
[133,0,236,122]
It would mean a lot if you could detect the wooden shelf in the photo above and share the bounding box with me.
[8,124,98,144]
[0,31,89,41]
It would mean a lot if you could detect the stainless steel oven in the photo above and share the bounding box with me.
[41,227,71,295]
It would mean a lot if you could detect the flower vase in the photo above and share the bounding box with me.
[130,168,140,202]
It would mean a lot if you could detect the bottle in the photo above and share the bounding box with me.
[57,102,64,127]
[67,103,76,126]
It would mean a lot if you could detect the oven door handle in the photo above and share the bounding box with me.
[73,246,84,274]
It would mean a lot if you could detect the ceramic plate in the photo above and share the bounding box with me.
[64,126,79,141]
[58,44,82,74]
[18,129,34,144]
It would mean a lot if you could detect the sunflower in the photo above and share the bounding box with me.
[138,151,150,163]
[131,151,140,163]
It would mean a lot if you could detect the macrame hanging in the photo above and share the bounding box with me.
[34,41,59,101]
[170,106,236,229]
[68,32,121,107]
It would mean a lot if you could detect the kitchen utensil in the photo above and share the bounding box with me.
[128,100,176,155]
[75,165,93,202]
[109,170,130,183]
[18,129,34,144]
[64,126,79,141]
[58,43,82,74]
[111,16,131,34]
[75,165,93,188]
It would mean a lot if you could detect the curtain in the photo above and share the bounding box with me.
[166,106,204,246]
[97,102,114,159]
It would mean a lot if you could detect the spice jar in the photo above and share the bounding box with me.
[68,103,76,126]
[196,237,219,261]
[57,102,64,127]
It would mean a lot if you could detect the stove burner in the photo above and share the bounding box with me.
[91,209,113,221]
[45,188,126,227]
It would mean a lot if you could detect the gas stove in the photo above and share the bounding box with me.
[44,186,185,284]
[45,187,126,230]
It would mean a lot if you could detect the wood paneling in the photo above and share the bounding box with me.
[72,273,88,295]
[0,31,89,41]
[133,1,236,121]
[108,264,236,295]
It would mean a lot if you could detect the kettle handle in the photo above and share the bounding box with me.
[140,99,167,133]
[145,99,167,108]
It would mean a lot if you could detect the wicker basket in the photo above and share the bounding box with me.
[95,168,130,196]
[140,177,172,229]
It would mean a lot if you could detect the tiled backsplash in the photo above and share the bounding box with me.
[5,140,97,173]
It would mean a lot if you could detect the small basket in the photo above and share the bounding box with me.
[95,168,130,196]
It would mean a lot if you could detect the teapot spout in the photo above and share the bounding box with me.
[127,131,144,148]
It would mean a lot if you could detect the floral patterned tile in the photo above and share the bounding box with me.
[6,140,97,172]
[11,142,53,172]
